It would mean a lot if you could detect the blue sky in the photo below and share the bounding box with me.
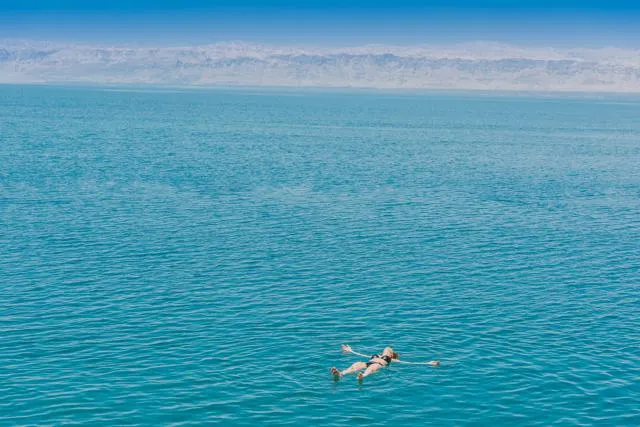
[2,1,640,46]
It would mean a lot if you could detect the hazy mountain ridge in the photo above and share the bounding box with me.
[2,40,640,91]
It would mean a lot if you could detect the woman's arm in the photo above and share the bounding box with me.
[393,359,440,366]
[341,344,370,358]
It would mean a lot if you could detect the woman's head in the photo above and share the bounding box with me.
[383,347,399,359]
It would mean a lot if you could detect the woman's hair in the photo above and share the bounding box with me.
[392,352,400,359]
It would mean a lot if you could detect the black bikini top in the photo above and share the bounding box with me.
[371,354,392,364]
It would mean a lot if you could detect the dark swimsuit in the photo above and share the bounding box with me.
[366,354,392,367]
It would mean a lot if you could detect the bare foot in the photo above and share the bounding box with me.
[331,367,341,378]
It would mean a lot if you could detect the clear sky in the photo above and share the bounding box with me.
[2,0,640,47]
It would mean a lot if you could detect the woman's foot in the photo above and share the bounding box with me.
[331,367,341,378]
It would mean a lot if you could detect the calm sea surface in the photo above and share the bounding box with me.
[1,85,639,425]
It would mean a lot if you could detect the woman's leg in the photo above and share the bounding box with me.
[358,363,382,380]
[331,362,367,377]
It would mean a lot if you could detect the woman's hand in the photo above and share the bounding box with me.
[341,344,352,353]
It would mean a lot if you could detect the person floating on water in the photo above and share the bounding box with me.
[331,344,440,381]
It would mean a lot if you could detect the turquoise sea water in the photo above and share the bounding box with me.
[1,85,639,425]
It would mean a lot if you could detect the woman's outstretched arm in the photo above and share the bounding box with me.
[341,344,369,358]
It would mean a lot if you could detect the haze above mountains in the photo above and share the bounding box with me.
[2,40,640,92]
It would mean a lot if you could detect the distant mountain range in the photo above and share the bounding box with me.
[2,40,640,92]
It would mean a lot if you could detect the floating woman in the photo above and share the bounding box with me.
[331,344,440,381]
